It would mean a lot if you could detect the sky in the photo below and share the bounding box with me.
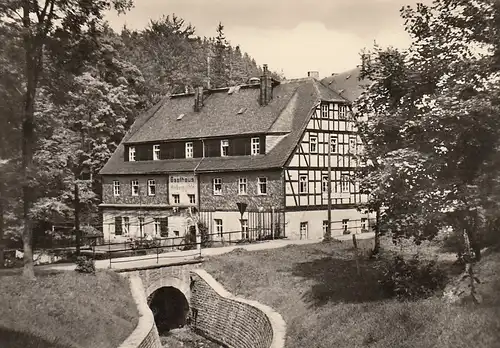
[106,0,432,79]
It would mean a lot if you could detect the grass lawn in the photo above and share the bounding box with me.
[202,238,500,348]
[0,269,138,348]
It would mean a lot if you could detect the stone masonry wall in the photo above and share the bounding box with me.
[189,269,286,348]
[199,170,283,211]
[102,175,169,205]
[118,273,162,348]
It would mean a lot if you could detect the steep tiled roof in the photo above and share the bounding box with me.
[321,67,372,102]
[100,78,347,175]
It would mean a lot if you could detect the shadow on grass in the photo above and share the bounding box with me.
[291,253,390,307]
[0,327,69,348]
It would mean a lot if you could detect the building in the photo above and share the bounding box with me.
[99,65,371,242]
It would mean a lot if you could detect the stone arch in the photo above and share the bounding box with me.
[145,276,191,302]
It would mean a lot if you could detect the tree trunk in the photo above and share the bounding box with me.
[74,183,81,256]
[373,207,381,255]
[466,226,481,262]
[0,182,4,267]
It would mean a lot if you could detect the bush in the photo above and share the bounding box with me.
[75,256,95,274]
[380,254,447,300]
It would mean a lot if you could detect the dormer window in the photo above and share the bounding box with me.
[185,142,193,158]
[221,139,229,157]
[153,144,160,160]
[128,146,136,161]
[251,137,260,156]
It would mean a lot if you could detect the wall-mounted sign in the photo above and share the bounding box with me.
[169,174,197,195]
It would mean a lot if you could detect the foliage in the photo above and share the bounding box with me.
[182,222,211,250]
[75,256,95,274]
[355,0,500,258]
[379,254,447,300]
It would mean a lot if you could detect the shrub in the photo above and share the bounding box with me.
[380,254,447,300]
[75,256,95,274]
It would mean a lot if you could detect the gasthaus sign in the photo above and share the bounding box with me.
[169,174,197,195]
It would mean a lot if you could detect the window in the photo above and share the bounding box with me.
[215,219,223,237]
[241,219,248,239]
[341,174,350,192]
[342,219,349,233]
[322,175,329,193]
[154,218,160,236]
[139,217,145,237]
[310,135,317,153]
[361,218,368,231]
[238,178,247,195]
[188,194,196,204]
[300,222,308,239]
[113,180,120,196]
[185,142,193,158]
[123,217,130,236]
[172,194,180,204]
[213,178,222,195]
[349,138,356,154]
[251,137,260,155]
[115,216,122,235]
[148,179,156,196]
[131,180,139,196]
[299,175,308,194]
[323,220,329,235]
[153,144,160,160]
[339,105,347,119]
[257,177,267,195]
[128,146,136,161]
[221,139,229,157]
[321,104,329,118]
[330,136,337,153]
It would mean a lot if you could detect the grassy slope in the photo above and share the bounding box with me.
[0,270,139,348]
[202,239,500,348]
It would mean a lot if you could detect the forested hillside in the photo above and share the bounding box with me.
[0,11,281,254]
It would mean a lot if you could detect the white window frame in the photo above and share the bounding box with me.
[138,217,145,237]
[330,136,338,154]
[339,105,347,119]
[238,177,247,195]
[241,219,249,239]
[321,104,329,118]
[129,146,136,161]
[322,220,329,235]
[322,175,329,193]
[213,178,222,195]
[154,218,160,236]
[300,222,308,238]
[147,179,156,196]
[153,144,160,160]
[131,180,139,196]
[309,135,318,153]
[361,218,367,231]
[299,175,308,194]
[123,217,130,236]
[341,173,350,192]
[251,137,260,156]
[113,180,120,196]
[215,219,223,237]
[185,142,193,158]
[188,194,196,204]
[257,177,267,195]
[342,219,349,232]
[221,139,229,157]
[172,194,180,204]
[349,137,356,154]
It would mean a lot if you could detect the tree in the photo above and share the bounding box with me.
[212,22,230,88]
[0,0,133,278]
[355,0,500,260]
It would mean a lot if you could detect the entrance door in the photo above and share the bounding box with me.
[300,222,308,240]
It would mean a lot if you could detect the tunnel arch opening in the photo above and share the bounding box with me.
[147,286,190,334]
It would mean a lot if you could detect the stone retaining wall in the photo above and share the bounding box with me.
[118,273,162,348]
[189,269,286,348]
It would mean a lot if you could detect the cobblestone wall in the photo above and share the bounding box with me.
[189,269,286,348]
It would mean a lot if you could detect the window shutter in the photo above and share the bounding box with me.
[160,217,168,237]
[115,217,123,235]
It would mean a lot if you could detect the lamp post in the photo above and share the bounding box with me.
[326,132,332,241]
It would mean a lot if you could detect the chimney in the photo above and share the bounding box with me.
[194,86,204,112]
[307,71,319,79]
[260,64,273,106]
